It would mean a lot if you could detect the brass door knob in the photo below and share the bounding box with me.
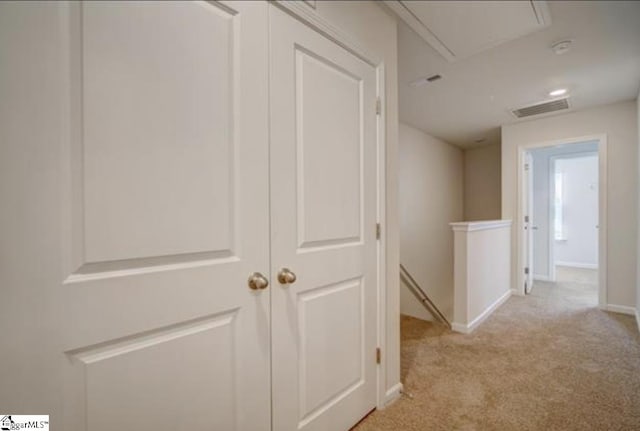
[248,272,269,290]
[277,268,297,285]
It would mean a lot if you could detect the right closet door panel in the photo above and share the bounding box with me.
[269,6,379,431]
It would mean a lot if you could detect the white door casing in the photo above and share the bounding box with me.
[524,152,534,293]
[516,135,608,303]
[59,1,271,429]
[269,5,379,431]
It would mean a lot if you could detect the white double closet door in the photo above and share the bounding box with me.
[5,1,378,430]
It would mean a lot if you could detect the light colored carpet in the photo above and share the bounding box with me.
[554,265,598,285]
[355,282,640,430]
[532,266,598,308]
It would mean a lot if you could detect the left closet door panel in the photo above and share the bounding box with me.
[58,2,269,429]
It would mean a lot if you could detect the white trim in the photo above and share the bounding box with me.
[273,0,391,410]
[382,382,404,408]
[451,290,512,334]
[605,304,636,316]
[635,308,640,334]
[450,220,512,232]
[382,0,455,62]
[555,262,598,270]
[274,1,381,66]
[531,1,552,27]
[524,151,534,293]
[598,136,608,308]
[511,288,524,297]
[375,63,388,411]
[383,1,551,63]
[302,0,316,10]
[516,134,607,309]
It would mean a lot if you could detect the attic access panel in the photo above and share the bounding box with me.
[386,0,551,62]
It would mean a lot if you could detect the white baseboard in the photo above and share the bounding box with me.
[556,262,598,270]
[511,288,524,297]
[452,290,512,334]
[382,382,403,408]
[605,304,636,316]
[451,322,467,333]
[636,309,640,334]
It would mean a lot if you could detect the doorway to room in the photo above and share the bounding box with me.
[521,138,605,307]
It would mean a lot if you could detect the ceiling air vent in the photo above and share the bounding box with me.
[511,98,570,118]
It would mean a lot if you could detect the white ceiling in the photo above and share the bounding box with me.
[388,0,550,62]
[395,1,640,149]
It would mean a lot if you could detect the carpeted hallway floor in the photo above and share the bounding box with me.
[355,279,640,430]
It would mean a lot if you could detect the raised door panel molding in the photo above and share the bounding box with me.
[79,1,238,266]
[56,2,272,429]
[296,48,363,250]
[297,278,364,426]
[66,311,239,430]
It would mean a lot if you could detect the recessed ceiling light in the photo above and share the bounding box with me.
[549,88,567,97]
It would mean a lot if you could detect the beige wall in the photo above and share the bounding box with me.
[311,0,401,401]
[637,89,640,317]
[502,101,638,308]
[399,123,464,321]
[464,143,501,221]
[400,277,433,321]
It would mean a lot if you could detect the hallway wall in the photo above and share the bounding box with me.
[399,123,464,321]
[502,100,638,309]
[637,88,640,322]
[464,143,502,221]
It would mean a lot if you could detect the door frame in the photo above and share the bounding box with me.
[516,134,607,308]
[524,152,534,293]
[272,1,389,409]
